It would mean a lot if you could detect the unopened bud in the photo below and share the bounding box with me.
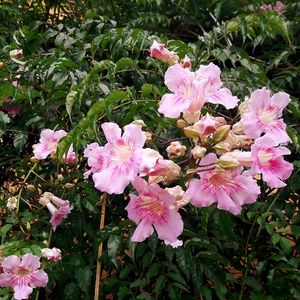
[144,131,152,143]
[176,119,187,129]
[26,222,31,231]
[0,62,4,69]
[213,142,231,155]
[9,49,23,59]
[30,156,39,164]
[65,183,74,189]
[26,184,35,192]
[183,111,200,124]
[191,146,206,159]
[57,174,64,182]
[166,141,186,158]
[212,125,231,143]
[131,119,146,127]
[216,157,240,170]
[183,126,200,138]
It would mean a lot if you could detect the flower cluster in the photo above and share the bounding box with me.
[258,1,285,13]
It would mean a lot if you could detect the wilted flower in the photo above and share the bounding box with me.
[41,248,62,261]
[186,153,260,215]
[125,177,183,246]
[166,141,187,158]
[9,49,23,59]
[0,254,48,300]
[92,123,146,194]
[6,197,18,210]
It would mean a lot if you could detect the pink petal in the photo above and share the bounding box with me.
[164,63,193,92]
[101,123,121,144]
[154,210,183,243]
[1,255,21,273]
[216,192,241,215]
[39,129,55,144]
[125,194,141,224]
[158,93,191,118]
[53,130,67,141]
[248,87,270,111]
[195,63,222,88]
[0,273,14,286]
[131,176,149,195]
[270,92,290,113]
[123,124,146,148]
[33,144,51,159]
[131,219,154,242]
[13,285,33,300]
[21,254,40,270]
[29,270,48,288]
[208,88,239,109]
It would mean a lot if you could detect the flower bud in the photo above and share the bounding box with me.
[212,125,231,143]
[216,155,240,170]
[176,119,187,129]
[65,183,74,189]
[191,146,206,159]
[0,62,4,69]
[180,55,192,69]
[166,141,186,158]
[26,184,35,192]
[166,185,190,208]
[238,98,249,116]
[183,111,200,124]
[150,40,179,65]
[26,222,31,231]
[144,131,152,143]
[213,142,231,155]
[183,126,200,138]
[57,174,64,182]
[6,197,18,210]
[30,156,39,164]
[131,120,146,127]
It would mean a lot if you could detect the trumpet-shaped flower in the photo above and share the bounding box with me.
[249,136,293,188]
[241,87,291,143]
[125,177,183,246]
[0,254,48,300]
[41,248,62,262]
[39,193,73,231]
[33,129,67,159]
[186,153,260,215]
[158,63,202,118]
[195,63,239,109]
[92,123,146,194]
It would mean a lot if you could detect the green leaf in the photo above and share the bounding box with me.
[75,265,92,293]
[116,57,135,71]
[0,224,13,243]
[13,133,28,152]
[155,275,167,297]
[0,112,10,124]
[108,235,121,269]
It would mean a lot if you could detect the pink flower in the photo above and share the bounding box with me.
[39,193,73,231]
[150,40,178,65]
[0,254,48,300]
[258,4,273,12]
[241,87,291,143]
[186,153,260,215]
[165,185,190,209]
[33,129,67,159]
[194,63,239,109]
[139,148,163,176]
[63,144,76,163]
[158,63,201,118]
[92,123,146,194]
[166,141,187,158]
[274,1,285,12]
[41,248,62,262]
[194,113,227,136]
[83,142,109,178]
[125,177,183,246]
[249,136,293,188]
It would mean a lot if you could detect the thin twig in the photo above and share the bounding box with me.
[94,193,108,300]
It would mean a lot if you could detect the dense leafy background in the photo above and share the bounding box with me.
[0,0,299,299]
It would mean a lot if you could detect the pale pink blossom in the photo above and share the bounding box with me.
[166,141,187,158]
[125,177,183,246]
[83,142,109,178]
[92,123,146,194]
[41,248,62,261]
[241,87,291,143]
[39,193,72,231]
[194,63,239,109]
[249,136,293,188]
[139,148,163,176]
[194,113,227,136]
[191,146,207,159]
[274,1,285,13]
[166,185,190,209]
[180,55,192,69]
[158,63,201,118]
[9,49,23,59]
[186,153,260,215]
[150,40,179,65]
[0,254,48,300]
[258,4,273,12]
